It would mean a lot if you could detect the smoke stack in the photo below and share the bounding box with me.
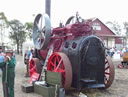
[45,0,51,18]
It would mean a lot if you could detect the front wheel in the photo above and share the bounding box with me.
[29,58,42,79]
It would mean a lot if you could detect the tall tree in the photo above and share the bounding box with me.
[9,20,27,54]
[106,21,121,35]
[0,12,8,24]
[0,12,8,46]
[123,22,128,45]
[123,22,128,36]
[24,22,33,40]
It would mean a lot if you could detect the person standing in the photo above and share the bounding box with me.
[0,47,5,62]
[0,47,5,75]
[25,48,33,77]
[0,50,16,97]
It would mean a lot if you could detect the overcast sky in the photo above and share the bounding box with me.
[0,0,128,26]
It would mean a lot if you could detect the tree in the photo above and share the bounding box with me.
[106,21,121,35]
[0,12,8,46]
[24,22,33,40]
[123,22,128,45]
[0,12,8,24]
[123,22,128,36]
[9,20,27,54]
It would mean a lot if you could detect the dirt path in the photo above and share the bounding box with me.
[0,55,128,97]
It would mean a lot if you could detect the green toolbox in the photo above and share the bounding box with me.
[34,84,56,97]
[34,71,62,97]
[45,71,62,87]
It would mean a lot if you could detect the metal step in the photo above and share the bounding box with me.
[80,79,96,83]
[87,84,105,88]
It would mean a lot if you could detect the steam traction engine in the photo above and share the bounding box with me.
[29,13,115,90]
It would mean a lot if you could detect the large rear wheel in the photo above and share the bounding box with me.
[104,56,115,88]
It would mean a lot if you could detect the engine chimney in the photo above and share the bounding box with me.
[45,0,51,17]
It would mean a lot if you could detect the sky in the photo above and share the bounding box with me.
[0,0,128,27]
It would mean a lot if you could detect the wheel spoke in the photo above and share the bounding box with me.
[41,32,45,39]
[34,32,41,40]
[31,65,36,72]
[40,15,43,31]
[57,68,65,73]
[35,21,40,30]
[60,69,65,73]
[54,57,57,68]
[105,60,108,64]
[105,65,110,70]
[50,61,55,66]
[54,59,63,71]
[105,72,110,75]
[56,55,60,62]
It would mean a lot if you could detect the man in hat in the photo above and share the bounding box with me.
[0,50,16,97]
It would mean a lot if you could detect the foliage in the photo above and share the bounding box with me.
[24,22,33,40]
[123,22,128,37]
[0,12,8,46]
[106,21,121,35]
[9,19,27,54]
[0,12,8,25]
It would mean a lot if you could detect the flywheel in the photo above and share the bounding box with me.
[47,52,72,90]
[33,13,51,50]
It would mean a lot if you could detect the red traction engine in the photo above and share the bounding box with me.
[29,13,115,90]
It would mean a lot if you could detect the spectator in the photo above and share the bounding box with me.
[27,48,34,61]
[0,47,5,72]
[0,50,16,97]
[109,47,115,57]
[25,48,34,77]
[0,50,4,62]
[122,47,126,54]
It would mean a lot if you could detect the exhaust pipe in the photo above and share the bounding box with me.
[45,0,51,17]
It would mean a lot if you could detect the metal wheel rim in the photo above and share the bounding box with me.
[104,56,115,88]
[33,13,51,50]
[47,52,72,90]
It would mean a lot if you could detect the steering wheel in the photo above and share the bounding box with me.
[33,13,51,50]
